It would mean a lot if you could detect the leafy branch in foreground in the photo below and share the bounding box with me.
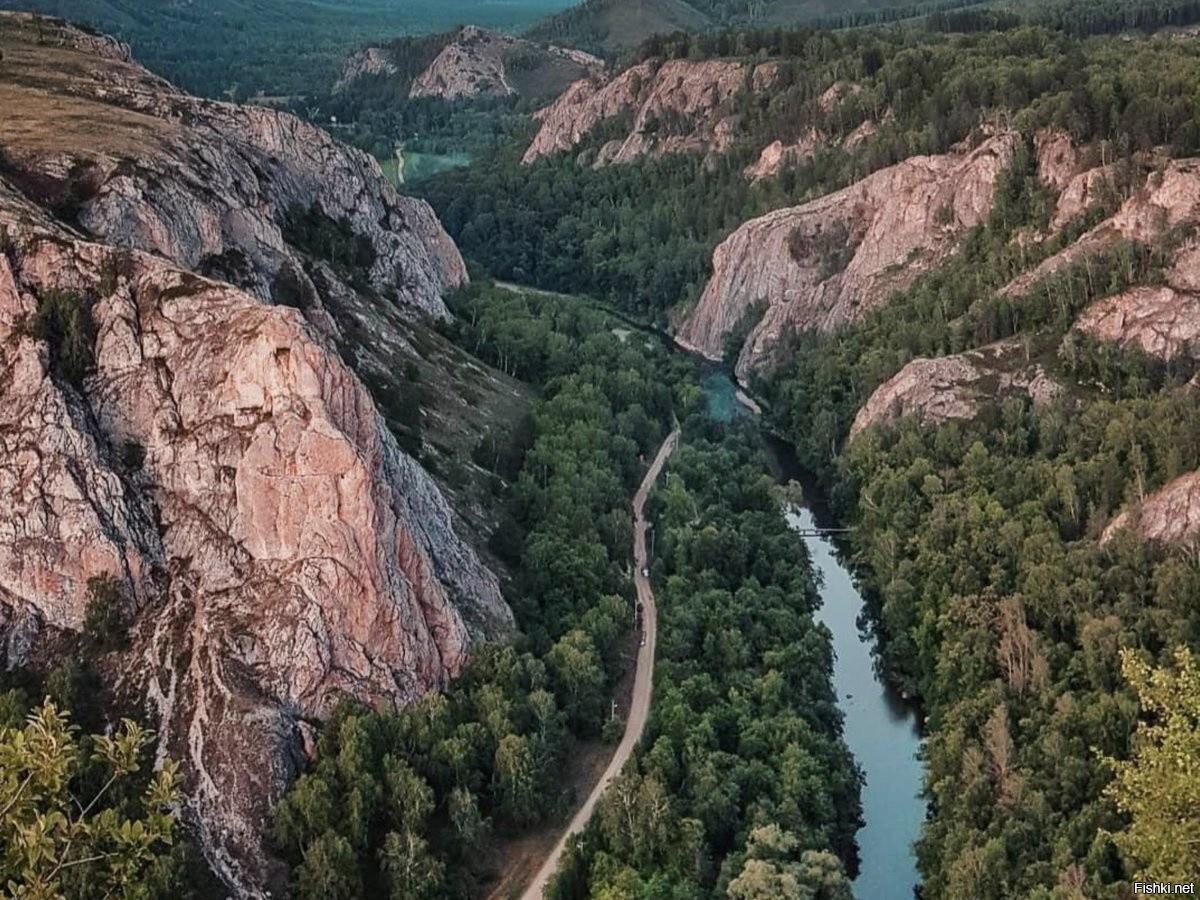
[1106,648,1200,883]
[0,700,180,898]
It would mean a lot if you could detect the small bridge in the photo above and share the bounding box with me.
[792,527,854,538]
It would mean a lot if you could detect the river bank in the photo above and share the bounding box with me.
[488,284,926,897]
[702,367,924,899]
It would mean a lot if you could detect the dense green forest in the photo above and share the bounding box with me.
[547,425,862,898]
[523,0,989,56]
[270,285,861,897]
[0,0,573,99]
[833,394,1200,895]
[421,21,1200,320]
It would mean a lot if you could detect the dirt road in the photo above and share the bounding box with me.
[519,428,680,899]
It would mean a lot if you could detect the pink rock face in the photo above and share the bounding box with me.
[1036,129,1082,191]
[745,131,825,181]
[849,341,1063,439]
[407,27,601,102]
[411,27,520,100]
[1075,285,1200,360]
[1103,471,1200,543]
[842,118,878,152]
[1051,166,1113,230]
[0,255,159,635]
[818,81,863,115]
[522,59,772,166]
[0,15,506,896]
[1005,160,1200,299]
[1074,235,1200,361]
[679,134,1019,378]
[0,220,506,893]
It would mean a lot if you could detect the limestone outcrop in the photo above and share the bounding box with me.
[745,130,824,180]
[409,26,601,102]
[0,14,509,896]
[336,27,601,103]
[1004,159,1200,299]
[678,134,1020,377]
[1102,471,1200,544]
[334,46,398,91]
[849,341,1064,439]
[522,58,774,166]
[1073,234,1200,361]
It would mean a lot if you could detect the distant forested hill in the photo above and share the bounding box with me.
[0,0,576,99]
[525,0,992,54]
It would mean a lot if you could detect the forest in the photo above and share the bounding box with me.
[264,285,860,898]
[418,9,1200,896]
[0,0,572,99]
[420,19,1200,320]
[5,3,1200,897]
[547,424,862,898]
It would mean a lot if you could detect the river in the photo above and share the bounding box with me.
[702,370,924,899]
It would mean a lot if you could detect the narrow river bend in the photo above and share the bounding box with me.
[702,371,924,900]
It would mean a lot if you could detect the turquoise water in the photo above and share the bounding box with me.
[701,369,924,899]
[700,369,746,423]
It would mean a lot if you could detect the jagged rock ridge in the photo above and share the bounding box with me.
[849,341,1064,439]
[522,58,778,166]
[411,25,602,101]
[337,26,602,103]
[334,46,399,91]
[678,134,1020,378]
[0,13,466,322]
[0,13,509,896]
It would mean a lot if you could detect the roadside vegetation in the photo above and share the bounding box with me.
[548,421,862,898]
[272,284,862,898]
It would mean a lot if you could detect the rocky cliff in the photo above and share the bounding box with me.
[0,13,466,321]
[1003,159,1200,299]
[410,25,601,102]
[0,13,509,895]
[337,26,601,104]
[849,341,1064,439]
[1073,232,1200,361]
[678,134,1019,378]
[742,83,876,181]
[522,58,775,166]
[1102,471,1200,544]
[334,46,398,91]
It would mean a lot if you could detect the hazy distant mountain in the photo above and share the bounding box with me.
[0,0,576,98]
[525,0,957,54]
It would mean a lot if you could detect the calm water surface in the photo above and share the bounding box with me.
[786,506,923,900]
[702,368,924,899]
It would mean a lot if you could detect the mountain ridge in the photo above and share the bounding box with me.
[0,12,516,894]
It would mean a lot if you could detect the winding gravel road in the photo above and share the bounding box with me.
[520,428,680,899]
